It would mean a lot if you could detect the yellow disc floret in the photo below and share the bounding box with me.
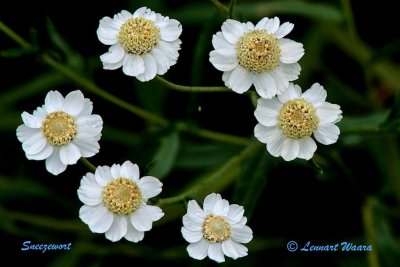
[236,30,281,73]
[102,178,142,216]
[202,214,232,243]
[118,17,160,55]
[278,99,319,139]
[42,111,77,146]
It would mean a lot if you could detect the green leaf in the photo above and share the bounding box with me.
[0,47,38,57]
[147,131,180,179]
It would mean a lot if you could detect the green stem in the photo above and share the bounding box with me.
[362,197,381,267]
[210,0,229,15]
[228,0,237,19]
[340,0,358,46]
[155,76,229,93]
[0,21,31,48]
[80,158,96,172]
[157,142,263,206]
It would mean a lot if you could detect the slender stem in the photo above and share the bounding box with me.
[228,0,237,19]
[362,197,381,267]
[340,0,358,45]
[157,142,262,206]
[210,0,229,15]
[0,21,31,48]
[155,75,229,93]
[80,158,96,172]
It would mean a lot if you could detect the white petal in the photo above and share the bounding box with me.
[17,124,37,143]
[124,221,145,242]
[266,128,286,157]
[110,164,121,179]
[297,138,317,160]
[182,213,203,231]
[279,38,304,64]
[227,66,253,93]
[122,54,145,77]
[212,32,236,55]
[133,7,147,18]
[314,123,340,145]
[72,138,99,158]
[44,90,64,113]
[213,199,230,216]
[255,17,270,30]
[187,239,209,260]
[142,9,156,21]
[270,68,289,94]
[254,98,281,126]
[79,204,113,233]
[221,19,246,44]
[263,17,280,34]
[45,148,67,175]
[62,90,84,116]
[274,22,294,38]
[113,10,132,26]
[21,131,47,155]
[130,204,163,231]
[97,17,119,45]
[209,50,238,72]
[227,204,244,224]
[105,215,128,242]
[222,70,232,86]
[77,173,102,206]
[79,99,93,117]
[21,112,43,128]
[316,102,342,123]
[100,44,125,64]
[157,40,180,62]
[26,143,53,160]
[33,106,48,119]
[181,227,203,243]
[102,57,124,70]
[208,243,225,263]
[231,225,253,243]
[160,19,182,41]
[149,47,170,75]
[280,62,301,81]
[281,139,300,161]
[254,124,269,143]
[76,114,103,138]
[277,82,301,103]
[187,200,206,219]
[59,143,81,165]
[302,83,327,105]
[253,72,278,99]
[95,165,113,186]
[138,176,162,198]
[136,54,157,82]
[203,193,222,214]
[119,161,139,181]
[222,239,248,259]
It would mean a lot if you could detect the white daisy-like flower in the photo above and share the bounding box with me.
[209,17,304,98]
[16,90,103,175]
[77,160,164,242]
[254,82,343,161]
[97,7,182,81]
[181,193,253,263]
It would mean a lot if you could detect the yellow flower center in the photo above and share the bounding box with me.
[118,17,160,55]
[102,178,142,216]
[278,99,319,139]
[42,111,77,146]
[202,214,232,243]
[236,30,281,73]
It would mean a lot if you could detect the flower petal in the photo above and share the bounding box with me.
[231,225,253,243]
[297,138,317,160]
[182,213,203,231]
[62,90,85,116]
[100,44,125,64]
[79,204,113,233]
[227,204,244,224]
[274,22,294,38]
[45,148,67,175]
[160,19,182,41]
[302,83,327,105]
[187,239,209,260]
[138,176,162,199]
[263,17,280,34]
[21,112,43,128]
[124,221,145,242]
[279,62,301,81]
[270,68,289,94]
[316,102,342,123]
[266,127,285,157]
[122,54,145,77]
[149,47,170,75]
[253,72,278,99]
[26,143,53,160]
[208,243,225,263]
[277,82,301,103]
[213,199,230,216]
[21,131,47,155]
[119,161,139,181]
[110,163,121,179]
[95,165,113,186]
[212,32,236,55]
[227,66,253,93]
[130,204,163,231]
[203,193,222,214]
[254,98,281,126]
[97,16,119,45]
[279,38,305,64]
[44,90,64,113]
[254,124,269,143]
[209,50,238,72]
[77,173,102,206]
[281,138,300,161]
[314,123,340,145]
[59,142,81,165]
[136,53,157,82]
[221,19,246,44]
[181,227,203,243]
[187,200,206,220]
[105,215,128,242]
[72,138,100,158]
[222,239,248,259]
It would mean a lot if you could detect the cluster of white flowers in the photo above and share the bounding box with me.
[16,5,343,264]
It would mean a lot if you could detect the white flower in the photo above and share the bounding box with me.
[16,90,103,175]
[181,193,253,263]
[77,161,164,242]
[97,7,182,81]
[254,82,343,161]
[209,17,304,98]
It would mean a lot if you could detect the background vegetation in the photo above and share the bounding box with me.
[1,0,399,266]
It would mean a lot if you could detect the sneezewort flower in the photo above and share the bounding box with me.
[16,90,103,175]
[254,82,343,161]
[78,161,164,242]
[209,17,304,98]
[97,7,182,81]
[181,193,253,263]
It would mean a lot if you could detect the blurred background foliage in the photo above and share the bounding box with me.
[1,0,400,266]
